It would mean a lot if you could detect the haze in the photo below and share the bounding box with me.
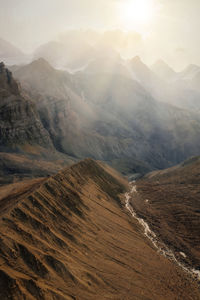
[0,0,200,69]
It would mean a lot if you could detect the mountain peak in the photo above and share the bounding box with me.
[13,58,56,82]
[131,56,142,64]
[151,59,176,80]
[128,56,152,78]
[179,63,200,80]
[154,59,170,67]
[129,56,149,70]
[29,57,54,70]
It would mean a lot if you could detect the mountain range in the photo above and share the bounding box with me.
[1,33,200,299]
[9,57,200,174]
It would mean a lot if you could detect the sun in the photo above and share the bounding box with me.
[118,0,157,32]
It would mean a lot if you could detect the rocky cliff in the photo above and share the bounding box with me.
[0,62,76,184]
[0,62,53,151]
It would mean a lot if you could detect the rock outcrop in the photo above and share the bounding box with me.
[0,62,53,151]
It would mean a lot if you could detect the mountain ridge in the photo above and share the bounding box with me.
[0,158,199,299]
[12,59,200,174]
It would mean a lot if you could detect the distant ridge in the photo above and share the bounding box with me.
[151,59,176,81]
[0,38,27,65]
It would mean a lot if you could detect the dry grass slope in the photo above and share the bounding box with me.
[0,159,199,299]
[134,156,200,271]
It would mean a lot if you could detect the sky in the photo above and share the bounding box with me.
[0,0,200,70]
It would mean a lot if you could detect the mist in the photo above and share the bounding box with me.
[0,0,200,70]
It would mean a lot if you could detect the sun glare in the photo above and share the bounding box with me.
[119,0,157,32]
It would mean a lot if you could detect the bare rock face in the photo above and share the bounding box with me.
[0,62,20,97]
[13,59,200,175]
[0,62,53,151]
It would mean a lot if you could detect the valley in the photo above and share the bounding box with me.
[1,27,200,300]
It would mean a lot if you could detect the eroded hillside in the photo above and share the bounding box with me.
[0,159,199,300]
[132,156,200,272]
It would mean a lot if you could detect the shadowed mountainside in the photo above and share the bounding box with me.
[0,152,76,186]
[132,156,200,272]
[0,62,76,183]
[13,59,200,174]
[0,61,53,151]
[0,159,199,299]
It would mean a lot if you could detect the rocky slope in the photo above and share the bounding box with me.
[0,152,76,186]
[0,159,199,299]
[0,61,53,151]
[13,59,200,174]
[131,156,200,272]
[0,62,75,183]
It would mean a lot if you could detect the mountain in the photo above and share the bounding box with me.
[151,59,176,81]
[167,87,200,112]
[175,64,200,92]
[83,55,131,78]
[0,158,199,299]
[127,56,160,85]
[0,61,53,151]
[13,59,104,159]
[13,59,200,174]
[34,36,96,70]
[132,156,200,272]
[128,57,200,112]
[179,64,200,81]
[0,61,75,184]
[73,71,200,166]
[127,56,168,100]
[33,29,142,71]
[0,38,27,65]
[13,58,74,98]
[34,41,68,68]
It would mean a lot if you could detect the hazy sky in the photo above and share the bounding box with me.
[1,0,200,69]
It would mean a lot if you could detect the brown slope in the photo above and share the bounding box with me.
[0,152,75,186]
[132,156,200,272]
[0,159,199,300]
[0,61,76,183]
